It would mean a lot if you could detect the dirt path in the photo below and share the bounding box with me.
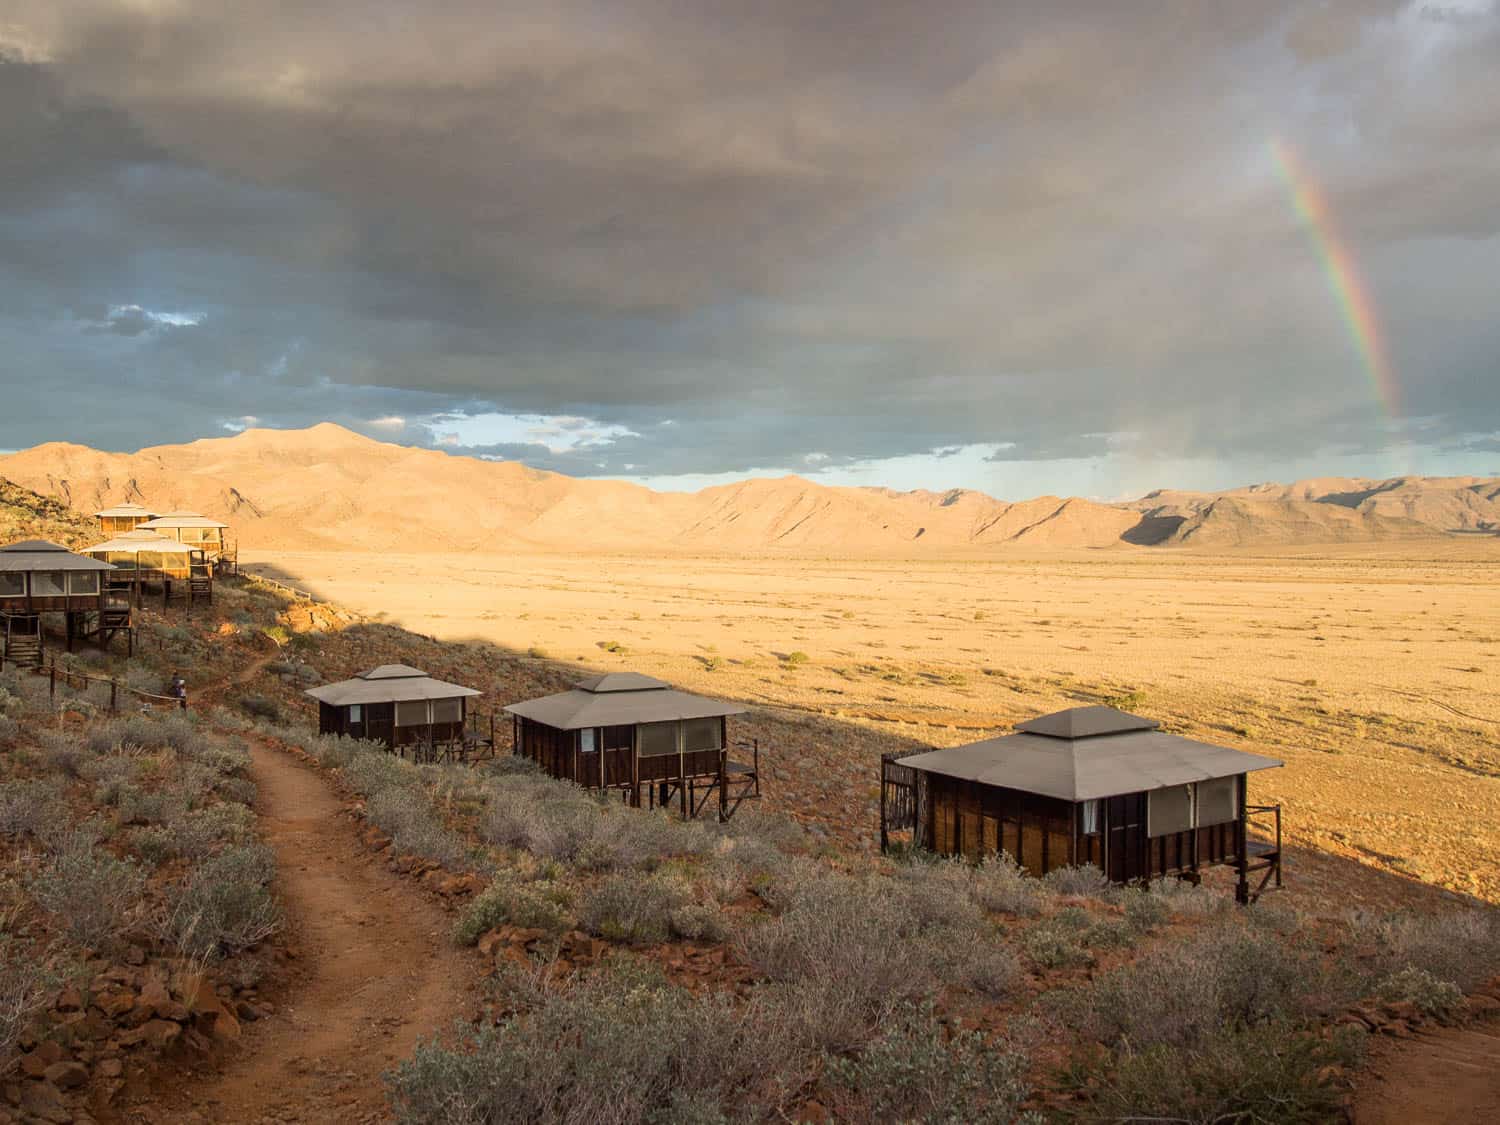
[1352,1019,1500,1125]
[158,741,479,1123]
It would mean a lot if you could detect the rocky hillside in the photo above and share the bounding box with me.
[0,478,99,548]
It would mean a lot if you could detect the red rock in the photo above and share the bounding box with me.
[797,1099,830,1124]
[19,1053,49,1079]
[136,977,170,1014]
[509,928,545,946]
[54,987,83,1013]
[18,1081,69,1124]
[1466,994,1499,1017]
[94,990,135,1020]
[156,1001,190,1023]
[42,1061,86,1090]
[119,1019,181,1051]
[476,930,508,958]
[93,1059,123,1080]
[233,1000,260,1022]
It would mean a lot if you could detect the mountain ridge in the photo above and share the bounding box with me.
[0,424,1494,553]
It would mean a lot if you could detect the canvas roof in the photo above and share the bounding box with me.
[86,531,200,555]
[0,540,114,573]
[896,705,1282,802]
[139,513,228,530]
[504,673,746,730]
[94,503,160,518]
[305,665,481,707]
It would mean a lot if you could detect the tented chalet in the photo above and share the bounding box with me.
[94,503,161,537]
[84,530,213,605]
[505,673,760,819]
[137,513,230,564]
[307,665,483,758]
[0,540,131,662]
[881,705,1284,903]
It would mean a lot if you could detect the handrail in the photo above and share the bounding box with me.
[35,656,187,711]
[240,569,318,603]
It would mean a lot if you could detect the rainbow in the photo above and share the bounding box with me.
[1269,137,1403,425]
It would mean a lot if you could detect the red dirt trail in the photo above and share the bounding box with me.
[1352,1019,1500,1125]
[147,741,479,1123]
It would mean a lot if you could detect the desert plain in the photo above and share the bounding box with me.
[248,542,1500,904]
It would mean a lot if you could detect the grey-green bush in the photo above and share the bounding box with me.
[160,843,280,960]
[826,1003,1037,1125]
[454,875,575,945]
[26,831,147,949]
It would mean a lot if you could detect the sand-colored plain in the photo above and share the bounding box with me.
[246,546,1500,903]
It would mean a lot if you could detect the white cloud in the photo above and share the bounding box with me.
[368,415,407,429]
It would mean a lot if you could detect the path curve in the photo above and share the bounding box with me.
[166,740,479,1123]
[1351,1020,1500,1125]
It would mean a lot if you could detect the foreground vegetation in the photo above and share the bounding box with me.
[0,666,280,1116]
[249,707,1500,1125]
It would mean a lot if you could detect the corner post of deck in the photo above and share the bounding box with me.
[880,756,889,853]
[1235,773,1250,905]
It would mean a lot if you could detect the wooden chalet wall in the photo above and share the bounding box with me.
[319,699,466,750]
[919,772,1247,882]
[516,716,727,790]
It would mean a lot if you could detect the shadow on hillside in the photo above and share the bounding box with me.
[231,591,1500,918]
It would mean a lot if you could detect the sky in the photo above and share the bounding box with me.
[1,1,1498,499]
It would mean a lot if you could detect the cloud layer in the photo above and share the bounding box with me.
[1,1,1497,489]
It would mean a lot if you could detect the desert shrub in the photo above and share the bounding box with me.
[970,853,1050,917]
[1123,888,1171,932]
[455,876,575,945]
[389,961,806,1125]
[366,788,471,870]
[1042,863,1114,899]
[26,831,146,949]
[160,844,280,960]
[0,937,66,1070]
[37,730,90,778]
[892,860,987,931]
[344,749,423,797]
[0,777,69,839]
[736,872,1016,1044]
[128,803,256,865]
[1354,910,1500,992]
[239,694,281,722]
[1375,966,1466,1021]
[1058,923,1334,1051]
[580,872,694,944]
[485,754,542,778]
[214,775,258,806]
[1144,877,1230,919]
[826,1003,1036,1125]
[1083,1020,1365,1125]
[668,901,728,943]
[1022,917,1092,970]
[117,786,193,827]
[718,807,805,852]
[485,776,711,872]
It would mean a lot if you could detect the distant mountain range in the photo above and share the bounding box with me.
[0,424,1495,552]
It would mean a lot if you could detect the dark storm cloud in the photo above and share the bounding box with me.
[0,1,1497,481]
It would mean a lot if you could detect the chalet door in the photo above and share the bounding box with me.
[1105,794,1145,883]
[365,702,395,748]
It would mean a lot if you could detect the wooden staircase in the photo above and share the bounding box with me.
[2,614,43,668]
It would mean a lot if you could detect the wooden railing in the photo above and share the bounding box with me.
[4,656,189,712]
[240,569,318,602]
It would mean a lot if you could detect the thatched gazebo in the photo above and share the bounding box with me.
[0,540,130,662]
[137,512,231,566]
[307,664,484,759]
[881,705,1284,903]
[504,673,759,820]
[94,503,161,537]
[84,529,213,606]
